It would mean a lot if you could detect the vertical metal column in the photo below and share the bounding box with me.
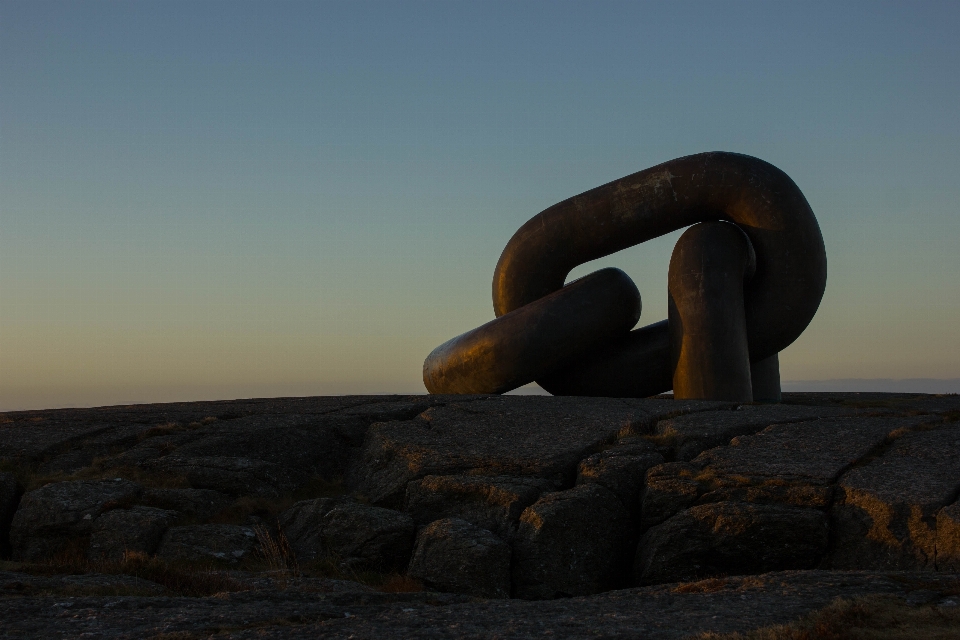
[750,353,782,403]
[669,222,756,402]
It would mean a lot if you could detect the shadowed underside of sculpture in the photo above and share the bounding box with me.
[423,152,826,401]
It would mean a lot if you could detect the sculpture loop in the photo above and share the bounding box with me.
[423,152,826,401]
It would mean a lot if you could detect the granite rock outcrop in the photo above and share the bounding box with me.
[0,392,958,636]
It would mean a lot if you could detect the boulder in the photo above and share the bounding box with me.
[0,472,24,558]
[407,517,511,598]
[512,483,630,600]
[350,395,726,507]
[635,501,828,584]
[87,506,178,561]
[651,404,855,461]
[277,497,415,570]
[830,425,960,570]
[320,502,415,571]
[277,496,350,562]
[404,475,553,538]
[139,487,231,521]
[577,449,663,516]
[936,502,960,572]
[156,524,258,563]
[148,456,299,497]
[10,479,142,561]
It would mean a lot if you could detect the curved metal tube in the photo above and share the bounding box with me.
[423,268,641,394]
[493,152,826,363]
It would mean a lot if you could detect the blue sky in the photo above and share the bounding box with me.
[2,1,959,410]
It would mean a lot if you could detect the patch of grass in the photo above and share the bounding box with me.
[641,433,681,448]
[675,577,730,593]
[252,524,299,590]
[884,575,960,597]
[697,594,960,640]
[139,417,217,441]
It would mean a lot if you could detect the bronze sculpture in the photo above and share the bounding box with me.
[423,152,826,402]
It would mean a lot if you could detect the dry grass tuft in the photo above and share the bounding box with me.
[697,594,960,640]
[253,525,299,590]
[139,418,216,441]
[675,577,730,594]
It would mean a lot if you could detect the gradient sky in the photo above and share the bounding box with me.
[2,1,959,411]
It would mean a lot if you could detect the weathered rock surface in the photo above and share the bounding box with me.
[0,570,956,638]
[576,446,663,516]
[641,416,934,532]
[139,487,231,521]
[783,391,960,415]
[350,395,727,506]
[937,501,960,571]
[278,497,349,562]
[320,501,415,571]
[693,416,932,504]
[0,472,23,558]
[88,506,178,561]
[0,569,169,597]
[407,517,511,598]
[636,501,829,584]
[156,524,259,563]
[276,497,415,570]
[166,415,358,481]
[404,475,553,538]
[830,425,960,569]
[651,403,857,461]
[641,461,703,529]
[512,483,630,599]
[10,479,143,560]
[0,394,456,474]
[148,455,300,498]
[2,391,958,635]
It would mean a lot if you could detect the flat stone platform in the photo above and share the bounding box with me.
[1,392,958,637]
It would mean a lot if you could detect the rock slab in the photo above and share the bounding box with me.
[407,517,511,598]
[512,483,630,599]
[636,501,829,584]
[10,479,142,561]
[404,475,552,538]
[157,524,259,563]
[830,425,960,570]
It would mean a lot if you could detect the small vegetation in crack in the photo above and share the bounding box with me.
[696,593,960,640]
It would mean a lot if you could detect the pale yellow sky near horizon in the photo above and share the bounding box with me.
[2,2,959,411]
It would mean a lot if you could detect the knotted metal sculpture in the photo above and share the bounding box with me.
[423,152,826,402]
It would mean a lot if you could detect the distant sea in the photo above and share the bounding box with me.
[781,379,960,394]
[508,379,960,395]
